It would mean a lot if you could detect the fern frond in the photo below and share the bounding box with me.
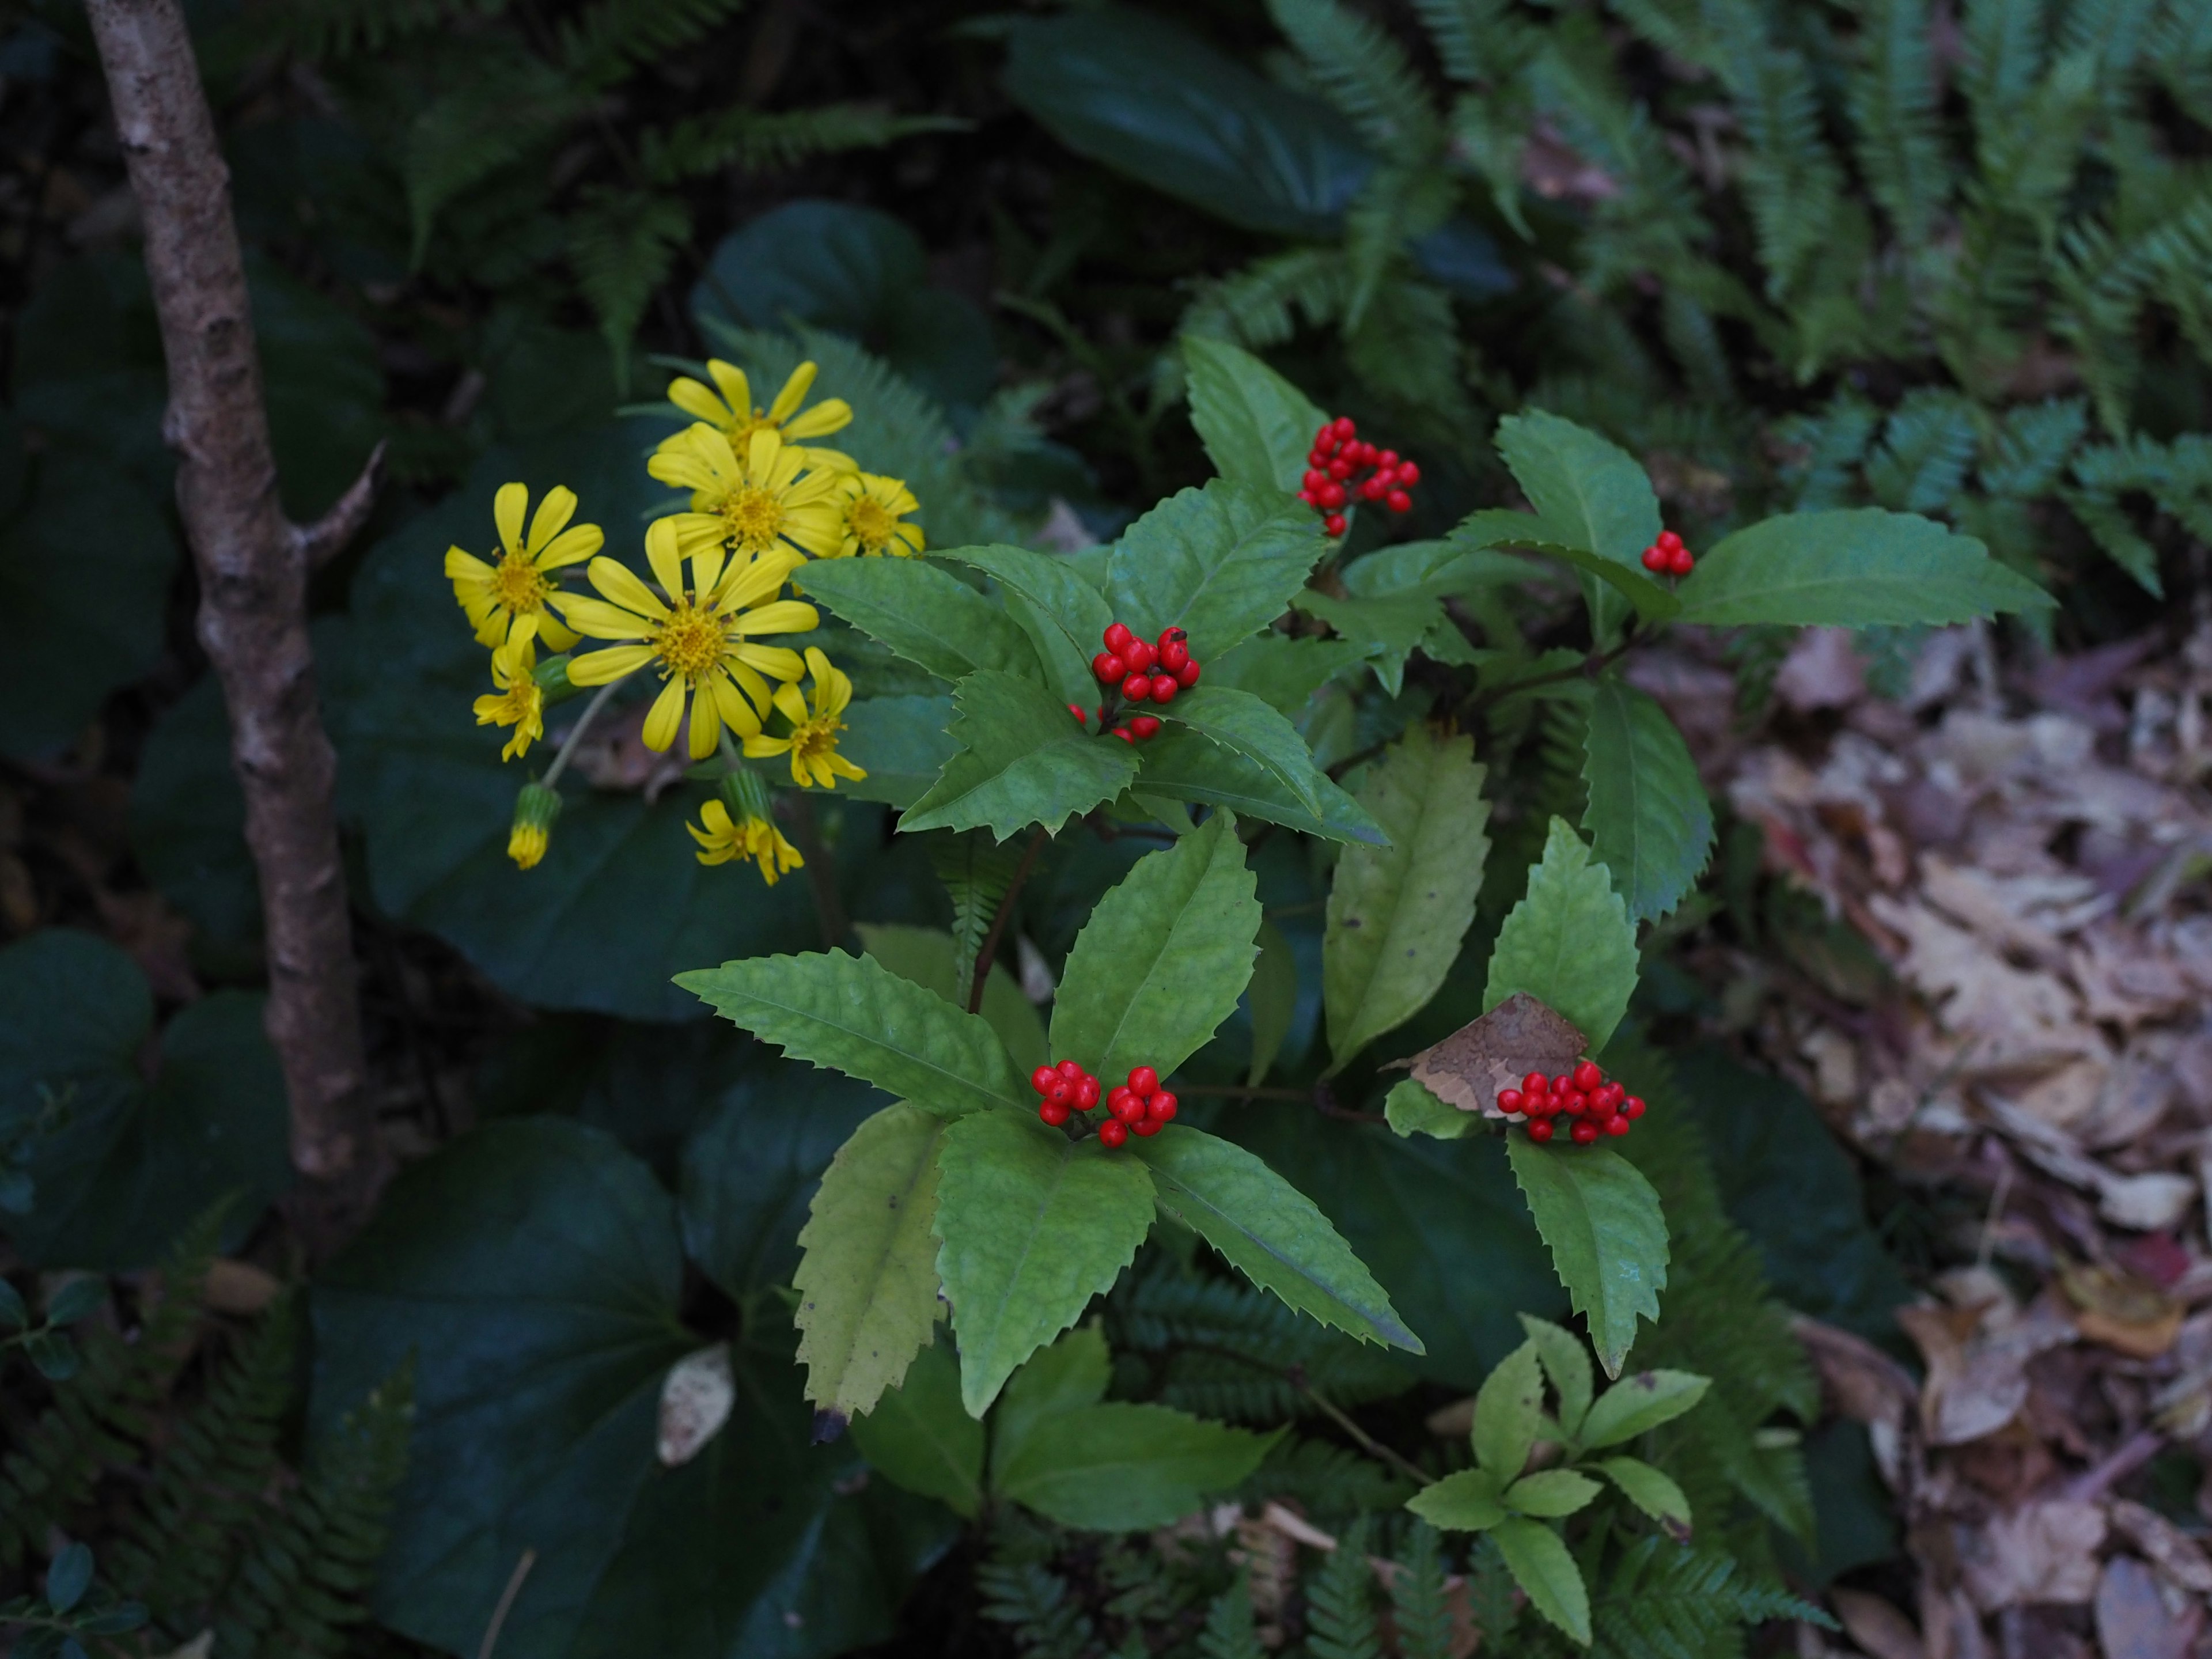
[929,832,1027,1000]
[2149,0,2212,128]
[1344,278,1479,437]
[557,0,748,86]
[1726,41,1850,299]
[211,1361,414,1659]
[282,0,509,58]
[1981,397,2087,496]
[566,185,692,384]
[1846,0,1953,245]
[1959,0,2049,131]
[401,50,585,265]
[1180,249,1351,352]
[1592,1538,1831,1659]
[978,1558,1096,1659]
[1343,164,1453,328]
[1411,0,1537,84]
[642,105,967,186]
[1304,1517,1381,1659]
[1200,1585,1268,1659]
[1865,389,1979,512]
[1387,1522,1455,1659]
[1464,1536,1519,1647]
[1241,1436,1416,1520]
[1267,0,1441,162]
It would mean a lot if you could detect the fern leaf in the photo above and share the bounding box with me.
[402,51,585,266]
[1726,41,1849,298]
[1464,1536,1519,1647]
[1864,389,1979,513]
[557,0,749,86]
[1304,1517,1381,1659]
[1411,0,1536,84]
[1592,1538,1831,1659]
[1241,1436,1415,1520]
[566,185,692,386]
[1200,1585,1268,1659]
[1387,1522,1455,1659]
[281,0,509,58]
[1981,397,2087,496]
[1266,0,1441,162]
[1180,249,1351,352]
[929,832,1027,1005]
[979,1558,1096,1659]
[1960,0,2049,129]
[1846,0,1952,245]
[642,105,967,187]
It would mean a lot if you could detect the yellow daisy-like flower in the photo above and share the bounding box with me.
[661,359,855,470]
[647,425,849,566]
[824,472,926,559]
[472,619,545,762]
[688,797,804,885]
[554,517,819,761]
[744,646,869,790]
[444,483,602,649]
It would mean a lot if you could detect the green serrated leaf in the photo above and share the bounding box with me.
[1579,1369,1711,1447]
[1132,1125,1422,1352]
[1324,725,1491,1069]
[1108,481,1326,661]
[838,695,960,809]
[1491,1516,1589,1644]
[855,922,1048,1076]
[1451,509,1680,622]
[995,1401,1281,1529]
[1247,917,1298,1086]
[1493,411,1662,642]
[1517,1313,1592,1439]
[1672,508,2056,627]
[994,1324,1111,1460]
[795,554,1040,683]
[1291,589,1441,696]
[1383,1078,1475,1139]
[1483,817,1639,1050]
[1473,1340,1543,1479]
[677,948,1027,1118]
[1581,680,1713,925]
[1506,1139,1669,1379]
[1346,534,1537,601]
[1183,336,1328,495]
[849,1337,982,1516]
[1406,1466,1505,1531]
[43,1278,104,1327]
[792,1105,950,1419]
[1051,813,1261,1082]
[1594,1455,1692,1539]
[901,669,1141,839]
[1164,684,1328,810]
[934,1112,1156,1416]
[1503,1468,1601,1517]
[1209,632,1370,714]
[938,544,1114,713]
[1136,727,1387,844]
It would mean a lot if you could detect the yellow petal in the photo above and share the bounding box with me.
[726,658,774,716]
[642,676,688,752]
[713,548,800,612]
[768,362,819,422]
[647,449,718,492]
[793,445,858,474]
[802,645,832,685]
[445,546,493,580]
[493,483,529,555]
[555,594,657,641]
[525,486,577,552]
[692,540,726,603]
[892,523,926,555]
[772,681,809,725]
[783,398,853,439]
[733,642,805,683]
[871,474,920,514]
[699,798,734,834]
[708,360,755,421]
[668,377,729,426]
[742,733,787,758]
[587,556,671,621]
[828,752,868,781]
[666,513,732,560]
[687,691,721,760]
[537,612,581,652]
[709,670,763,738]
[734,600,820,637]
[566,642,656,685]
[645,517,686,601]
[821,662,854,717]
[535,522,603,570]
[745,426,782,482]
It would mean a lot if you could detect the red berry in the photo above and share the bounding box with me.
[1327,457,1353,482]
[1378,449,1399,468]
[1324,514,1347,536]
[1031,1066,1059,1094]
[1573,1061,1602,1091]
[1129,714,1161,739]
[1396,461,1421,486]
[1552,1074,1574,1095]
[1122,672,1153,701]
[1570,1120,1600,1145]
[1605,1115,1633,1137]
[1641,545,1668,571]
[1108,1085,1135,1113]
[1068,703,1087,724]
[1359,475,1387,502]
[1112,1092,1147,1124]
[1111,726,1135,743]
[1099,1119,1129,1147]
[1561,1092,1586,1116]
[1047,1081,1073,1105]
[1527,1119,1555,1143]
[1522,1071,1549,1096]
[1132,1118,1162,1137]
[1347,440,1374,465]
[1075,1078,1101,1108]
[1385,490,1412,514]
[1303,469,1326,490]
[1128,1066,1158,1097]
[1159,639,1190,672]
[1159,626,1187,646]
[1318,481,1347,509]
[1094,652,1126,682]
[1124,639,1157,674]
[1498,1089,1525,1113]
[1529,1093,1560,1118]
[1331,416,1356,440]
[1058,1059,1083,1081]
[1148,1092,1178,1122]
[1176,660,1201,687]
[1598,1082,1624,1109]
[1668,546,1695,576]
[1149,675,1178,704]
[1104,623,1134,654]
[1656,529,1683,552]
[1622,1096,1646,1119]
[1040,1099,1071,1126]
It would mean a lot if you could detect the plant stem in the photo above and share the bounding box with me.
[1460,628,1642,720]
[539,678,623,790]
[782,790,849,952]
[1177,1339,1432,1488]
[968,827,1047,1015]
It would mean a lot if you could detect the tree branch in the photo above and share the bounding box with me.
[87,0,388,1250]
[293,438,387,570]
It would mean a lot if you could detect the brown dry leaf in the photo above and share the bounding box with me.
[2093,1555,2194,1659]
[568,699,691,799]
[657,1343,735,1467]
[1868,895,2103,1071]
[1896,1300,2076,1447]
[1957,1499,2107,1608]
[2108,1501,2212,1594]
[1830,1588,1925,1659]
[1775,628,1868,713]
[2062,1266,2183,1359]
[1401,993,1588,1118]
[204,1259,282,1316]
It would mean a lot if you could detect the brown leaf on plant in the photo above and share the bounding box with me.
[1395,993,1589,1118]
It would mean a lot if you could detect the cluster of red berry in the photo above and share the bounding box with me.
[1070,623,1204,744]
[1496,1060,1646,1146]
[1297,417,1419,537]
[1638,529,1695,576]
[1031,1059,1179,1148]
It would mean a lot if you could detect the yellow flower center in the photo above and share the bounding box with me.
[847,497,899,554]
[654,599,727,683]
[491,549,550,615]
[488,682,540,726]
[720,485,786,551]
[790,711,844,764]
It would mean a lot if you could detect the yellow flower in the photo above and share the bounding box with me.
[554,517,819,760]
[688,797,804,885]
[509,781,561,870]
[824,472,925,558]
[744,646,868,790]
[472,620,545,762]
[661,359,854,470]
[647,426,848,566]
[444,483,602,649]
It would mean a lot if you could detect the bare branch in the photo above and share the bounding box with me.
[293,438,388,570]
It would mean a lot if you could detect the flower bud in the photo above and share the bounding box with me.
[509,781,562,870]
